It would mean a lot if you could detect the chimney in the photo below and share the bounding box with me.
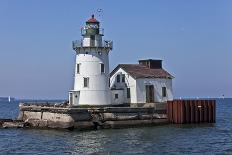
[139,59,162,69]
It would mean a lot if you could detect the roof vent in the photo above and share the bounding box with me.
[139,59,162,69]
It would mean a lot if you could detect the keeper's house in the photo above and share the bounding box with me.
[110,59,174,105]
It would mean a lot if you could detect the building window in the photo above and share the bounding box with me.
[162,87,167,97]
[116,75,120,83]
[77,64,80,74]
[84,77,89,87]
[100,63,105,73]
[115,94,118,99]
[122,74,125,82]
[127,88,130,98]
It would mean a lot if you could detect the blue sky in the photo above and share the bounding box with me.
[0,0,231,99]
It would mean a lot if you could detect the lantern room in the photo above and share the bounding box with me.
[81,15,104,36]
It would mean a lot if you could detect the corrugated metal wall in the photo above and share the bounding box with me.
[167,100,216,124]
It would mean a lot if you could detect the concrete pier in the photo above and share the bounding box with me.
[17,103,168,130]
[0,100,216,130]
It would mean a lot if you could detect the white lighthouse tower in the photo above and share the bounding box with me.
[69,15,113,106]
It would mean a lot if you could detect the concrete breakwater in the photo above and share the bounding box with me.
[17,103,168,130]
[0,100,216,130]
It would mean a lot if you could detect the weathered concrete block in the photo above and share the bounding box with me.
[26,119,41,127]
[42,112,74,129]
[42,112,73,122]
[2,122,25,128]
[47,120,74,129]
[22,111,42,121]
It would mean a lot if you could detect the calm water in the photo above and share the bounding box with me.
[0,99,231,155]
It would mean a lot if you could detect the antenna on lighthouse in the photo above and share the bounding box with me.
[96,9,103,17]
[95,9,103,22]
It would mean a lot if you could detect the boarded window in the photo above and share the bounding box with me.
[116,75,120,83]
[84,77,89,87]
[122,74,125,82]
[115,94,118,99]
[127,88,130,98]
[77,64,80,74]
[101,63,105,73]
[162,87,167,97]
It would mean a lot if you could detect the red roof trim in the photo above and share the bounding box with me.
[86,14,99,23]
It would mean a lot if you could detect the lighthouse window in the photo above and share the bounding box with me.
[84,77,89,87]
[115,94,118,99]
[116,75,120,83]
[101,63,105,73]
[77,64,80,74]
[127,88,131,98]
[122,74,125,82]
[162,87,167,97]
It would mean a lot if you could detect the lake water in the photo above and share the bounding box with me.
[0,98,231,154]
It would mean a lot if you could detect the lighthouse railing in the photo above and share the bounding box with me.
[72,40,113,50]
[102,40,113,49]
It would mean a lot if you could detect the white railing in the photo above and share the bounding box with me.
[72,40,113,50]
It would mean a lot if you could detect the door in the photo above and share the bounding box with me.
[69,91,80,106]
[146,85,154,103]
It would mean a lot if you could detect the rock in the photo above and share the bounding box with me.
[2,121,25,128]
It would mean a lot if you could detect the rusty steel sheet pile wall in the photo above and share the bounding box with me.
[167,100,216,124]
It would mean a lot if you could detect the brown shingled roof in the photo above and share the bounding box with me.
[110,64,174,79]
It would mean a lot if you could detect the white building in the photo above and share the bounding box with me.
[110,59,174,105]
[69,15,113,106]
[68,15,174,106]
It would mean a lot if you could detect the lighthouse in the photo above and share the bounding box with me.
[69,15,113,106]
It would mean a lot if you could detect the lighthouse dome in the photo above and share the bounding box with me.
[86,15,99,23]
